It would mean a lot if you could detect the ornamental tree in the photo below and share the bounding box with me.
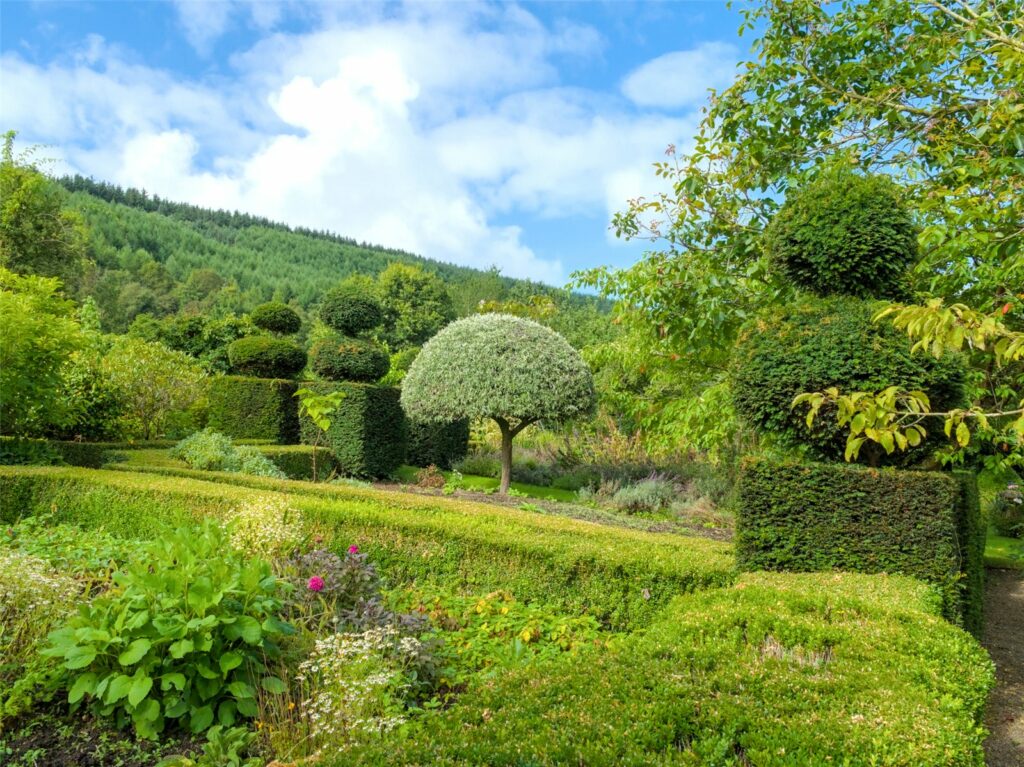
[401,314,595,493]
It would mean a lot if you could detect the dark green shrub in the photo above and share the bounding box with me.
[731,298,966,465]
[226,336,307,379]
[257,445,339,481]
[990,482,1023,538]
[299,382,407,478]
[41,519,292,738]
[319,285,384,335]
[49,441,108,469]
[954,471,985,634]
[207,376,300,443]
[310,338,389,383]
[406,419,469,470]
[763,169,918,299]
[0,438,63,466]
[250,302,301,335]
[736,457,985,633]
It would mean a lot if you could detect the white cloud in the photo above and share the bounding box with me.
[0,7,730,285]
[621,41,740,109]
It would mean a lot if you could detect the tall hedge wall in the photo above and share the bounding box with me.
[406,418,470,470]
[736,457,984,633]
[299,382,406,478]
[207,376,300,444]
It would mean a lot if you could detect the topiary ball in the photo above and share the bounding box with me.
[227,336,307,379]
[319,285,384,335]
[730,298,966,466]
[763,170,918,299]
[251,302,301,335]
[310,337,390,383]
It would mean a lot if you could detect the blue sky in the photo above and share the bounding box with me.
[1,1,749,285]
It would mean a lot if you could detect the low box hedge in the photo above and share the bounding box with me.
[257,445,339,481]
[736,457,984,633]
[347,571,992,767]
[0,466,734,630]
[406,418,470,469]
[207,376,300,444]
[298,382,406,478]
[0,467,993,765]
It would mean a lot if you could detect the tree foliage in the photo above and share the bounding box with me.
[576,0,1023,453]
[401,314,595,492]
[0,267,83,435]
[0,133,87,291]
[376,263,455,349]
[101,337,207,439]
[319,284,384,336]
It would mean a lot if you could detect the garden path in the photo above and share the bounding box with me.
[983,568,1024,766]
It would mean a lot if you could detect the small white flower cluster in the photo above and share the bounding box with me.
[296,626,425,753]
[224,495,304,559]
[0,550,80,662]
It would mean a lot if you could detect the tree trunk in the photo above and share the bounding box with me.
[498,420,513,495]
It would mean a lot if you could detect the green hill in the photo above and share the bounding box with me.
[58,175,610,342]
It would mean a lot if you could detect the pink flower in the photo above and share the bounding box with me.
[307,576,325,592]
[348,544,359,554]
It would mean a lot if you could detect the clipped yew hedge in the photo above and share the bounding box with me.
[298,382,406,478]
[406,418,470,469]
[207,376,300,444]
[736,457,984,634]
[257,445,339,481]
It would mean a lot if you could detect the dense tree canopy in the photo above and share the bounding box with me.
[1,133,87,291]
[376,263,455,349]
[577,0,1023,456]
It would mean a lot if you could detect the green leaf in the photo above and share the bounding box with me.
[168,638,194,658]
[227,681,255,699]
[64,645,97,670]
[68,672,98,704]
[189,705,214,734]
[106,674,135,703]
[118,638,152,666]
[128,674,153,707]
[218,651,243,675]
[956,421,970,447]
[132,698,160,723]
[260,676,287,694]
[233,616,262,645]
[160,673,186,692]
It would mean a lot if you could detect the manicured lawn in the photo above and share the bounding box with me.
[393,464,579,502]
[985,526,1024,570]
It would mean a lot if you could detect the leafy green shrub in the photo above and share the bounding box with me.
[226,337,306,379]
[610,477,678,514]
[171,430,286,479]
[249,302,301,335]
[349,572,993,767]
[207,376,300,444]
[991,482,1023,538]
[319,285,384,336]
[310,337,389,383]
[299,383,406,478]
[736,457,985,633]
[453,453,501,479]
[763,169,918,299]
[731,298,966,465]
[406,418,469,470]
[41,520,293,738]
[49,440,109,468]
